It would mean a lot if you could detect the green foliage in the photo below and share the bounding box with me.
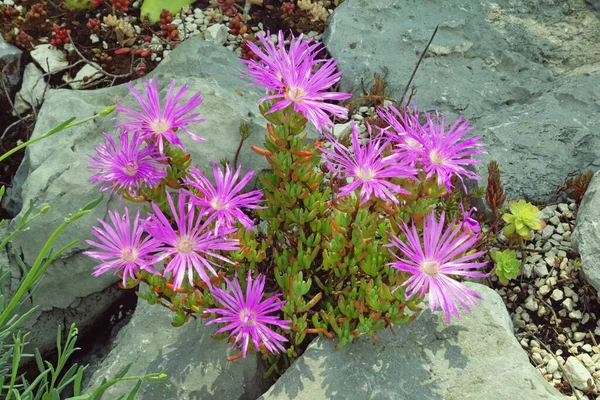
[491,250,520,285]
[140,0,195,24]
[502,199,545,240]
[63,0,95,9]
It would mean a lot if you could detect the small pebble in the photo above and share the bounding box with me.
[574,332,586,342]
[563,298,574,312]
[551,289,564,301]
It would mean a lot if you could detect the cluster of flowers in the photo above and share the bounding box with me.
[85,29,488,358]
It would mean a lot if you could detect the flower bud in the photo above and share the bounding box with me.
[99,105,116,116]
[40,205,50,214]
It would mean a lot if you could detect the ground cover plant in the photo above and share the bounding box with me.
[80,29,499,377]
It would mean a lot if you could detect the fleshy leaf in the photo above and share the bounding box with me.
[140,0,195,24]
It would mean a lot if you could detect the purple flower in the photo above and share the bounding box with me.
[460,204,481,235]
[377,104,425,166]
[84,208,159,286]
[205,272,291,358]
[242,31,351,133]
[116,78,205,153]
[88,131,167,197]
[387,211,488,322]
[183,162,264,232]
[321,123,418,203]
[409,113,485,191]
[145,191,239,289]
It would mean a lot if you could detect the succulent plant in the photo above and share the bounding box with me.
[502,199,545,240]
[491,249,520,285]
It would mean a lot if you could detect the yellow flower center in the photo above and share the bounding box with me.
[421,260,440,277]
[405,137,422,150]
[429,149,445,165]
[240,308,256,326]
[121,248,138,263]
[177,237,194,254]
[355,167,376,182]
[123,161,138,176]
[286,86,306,103]
[150,118,171,134]
[210,198,227,211]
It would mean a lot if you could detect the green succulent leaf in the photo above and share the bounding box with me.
[140,0,195,24]
[492,250,521,285]
[501,199,545,240]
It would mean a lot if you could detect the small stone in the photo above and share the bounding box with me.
[558,334,567,344]
[524,296,538,312]
[574,332,586,342]
[541,225,554,239]
[582,344,592,353]
[538,285,551,296]
[358,106,369,113]
[551,289,564,301]
[536,264,549,277]
[579,353,594,368]
[569,310,582,319]
[582,313,590,324]
[90,34,100,43]
[30,44,68,73]
[564,287,576,298]
[563,298,574,312]
[549,215,560,226]
[205,24,228,46]
[537,306,547,317]
[531,352,544,365]
[558,203,569,213]
[546,358,559,374]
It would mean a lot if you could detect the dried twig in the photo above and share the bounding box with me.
[400,24,439,106]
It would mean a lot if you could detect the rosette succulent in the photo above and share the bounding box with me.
[502,200,545,240]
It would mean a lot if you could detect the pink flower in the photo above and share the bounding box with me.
[377,104,425,166]
[387,211,488,322]
[321,123,418,203]
[84,208,159,286]
[205,272,291,358]
[88,131,167,197]
[145,191,239,289]
[116,78,205,153]
[460,204,481,235]
[242,31,351,133]
[406,113,485,191]
[183,162,264,232]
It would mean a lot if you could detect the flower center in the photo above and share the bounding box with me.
[210,197,227,211]
[429,149,445,165]
[421,260,440,277]
[121,248,138,263]
[355,167,376,182]
[177,237,194,254]
[150,118,171,134]
[240,308,256,327]
[122,161,139,176]
[405,137,422,150]
[286,86,306,103]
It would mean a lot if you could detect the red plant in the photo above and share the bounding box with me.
[159,10,179,41]
[281,2,294,17]
[110,0,128,12]
[86,17,101,32]
[217,0,236,16]
[14,31,33,49]
[240,36,259,61]
[5,6,19,16]
[228,13,247,35]
[50,25,71,47]
[28,3,47,19]
[136,61,147,77]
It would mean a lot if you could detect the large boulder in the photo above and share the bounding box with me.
[259,283,564,400]
[84,296,269,399]
[4,37,269,355]
[0,36,22,110]
[572,171,600,295]
[324,0,600,202]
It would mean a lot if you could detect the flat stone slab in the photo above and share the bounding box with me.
[259,283,563,400]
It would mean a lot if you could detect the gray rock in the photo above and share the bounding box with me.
[205,24,229,46]
[573,171,600,295]
[259,283,563,400]
[8,38,268,355]
[0,35,22,110]
[30,44,68,74]
[324,0,600,202]
[563,356,595,391]
[84,297,268,399]
[13,63,45,115]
